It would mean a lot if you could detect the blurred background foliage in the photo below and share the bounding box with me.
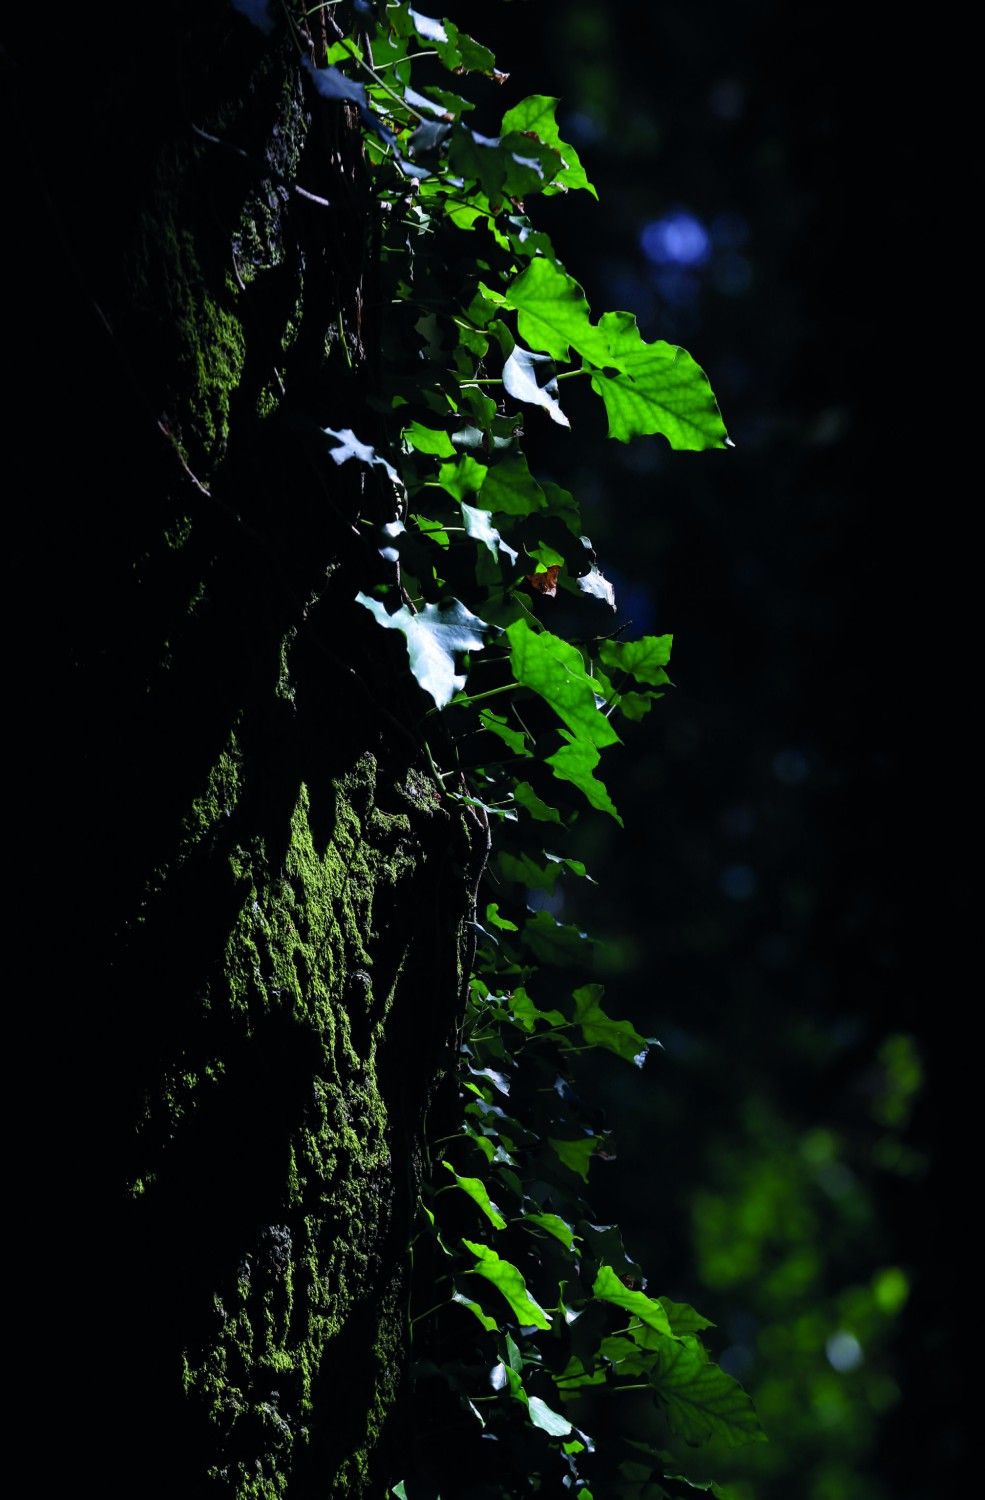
[464,2,964,1495]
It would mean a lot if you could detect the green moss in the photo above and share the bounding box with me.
[171,757,428,1495]
[180,727,244,855]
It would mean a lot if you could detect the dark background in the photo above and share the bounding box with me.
[466,3,968,1495]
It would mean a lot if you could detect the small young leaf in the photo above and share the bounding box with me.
[513,780,563,823]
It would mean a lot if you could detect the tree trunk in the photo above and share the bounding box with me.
[8,6,474,1494]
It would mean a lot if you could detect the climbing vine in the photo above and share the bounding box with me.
[238,3,765,1494]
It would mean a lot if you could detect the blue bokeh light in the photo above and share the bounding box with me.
[640,210,711,268]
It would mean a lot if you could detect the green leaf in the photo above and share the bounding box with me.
[437,455,489,500]
[486,902,519,933]
[403,420,456,457]
[498,850,561,892]
[451,1289,499,1333]
[650,1336,765,1449]
[502,258,607,363]
[590,312,728,450]
[617,690,656,722]
[507,620,619,750]
[499,96,597,198]
[513,780,563,823]
[599,634,674,685]
[593,1266,674,1336]
[391,1483,408,1499]
[524,1212,578,1250]
[658,1299,716,1336]
[528,1396,573,1437]
[443,1161,507,1229]
[572,984,654,1066]
[462,502,518,562]
[462,1239,552,1329]
[479,455,548,516]
[524,911,590,966]
[478,709,531,757]
[355,594,493,708]
[549,1135,597,1181]
[507,987,566,1033]
[546,733,623,825]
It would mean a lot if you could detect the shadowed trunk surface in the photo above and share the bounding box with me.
[7,5,473,1494]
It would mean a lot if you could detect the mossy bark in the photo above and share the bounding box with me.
[8,6,474,1495]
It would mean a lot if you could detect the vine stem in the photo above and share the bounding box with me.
[446,682,521,709]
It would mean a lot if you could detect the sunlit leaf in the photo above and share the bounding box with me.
[593,1265,674,1335]
[499,95,597,198]
[599,633,673,685]
[546,732,623,824]
[403,420,456,456]
[528,1396,573,1437]
[659,1299,716,1335]
[478,709,531,756]
[591,312,728,450]
[502,345,570,427]
[443,1161,507,1229]
[462,502,518,561]
[355,595,493,708]
[323,426,398,479]
[451,1289,499,1332]
[507,620,619,749]
[524,1212,578,1250]
[462,1239,552,1329]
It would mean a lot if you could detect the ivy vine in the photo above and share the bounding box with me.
[239,3,765,1494]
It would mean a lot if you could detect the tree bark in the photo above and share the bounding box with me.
[7,5,473,1494]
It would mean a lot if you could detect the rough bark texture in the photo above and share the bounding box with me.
[8,6,472,1494]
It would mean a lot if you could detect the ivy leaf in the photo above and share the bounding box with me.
[507,620,619,749]
[546,733,623,825]
[549,1135,598,1182]
[593,1266,674,1336]
[572,984,654,1067]
[599,634,674,685]
[403,420,456,457]
[577,565,616,609]
[478,709,531,757]
[524,1212,578,1250]
[591,312,728,450]
[462,1240,552,1329]
[616,690,656,722]
[524,911,590,966]
[650,1336,765,1448]
[462,502,518,562]
[443,1161,507,1230]
[513,780,563,823]
[528,1396,573,1437]
[479,455,548,516]
[659,1299,716,1336]
[486,902,519,932]
[502,258,606,363]
[502,346,570,428]
[323,426,398,480]
[451,1289,499,1333]
[507,987,566,1032]
[499,96,598,198]
[355,595,493,708]
[437,455,489,500]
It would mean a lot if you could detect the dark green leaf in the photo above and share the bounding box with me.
[524,911,590,966]
[572,984,654,1066]
[549,1135,598,1181]
[479,455,548,516]
[513,780,563,823]
[650,1336,765,1448]
[599,634,674,685]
